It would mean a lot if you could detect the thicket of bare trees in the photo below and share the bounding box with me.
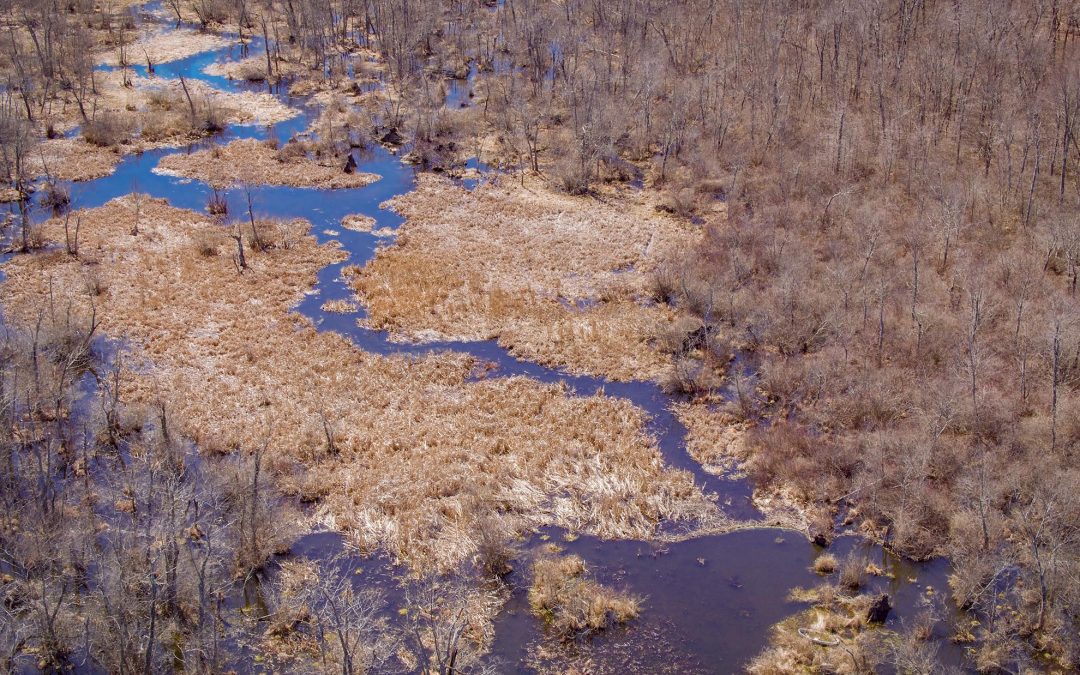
[340,0,1080,668]
[2,0,1079,670]
[0,292,498,671]
[393,1,1077,670]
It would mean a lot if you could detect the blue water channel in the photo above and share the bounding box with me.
[4,7,971,671]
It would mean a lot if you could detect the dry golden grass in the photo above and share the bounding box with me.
[38,68,297,149]
[135,75,298,130]
[156,139,379,189]
[0,197,722,574]
[354,175,694,381]
[673,402,814,533]
[171,78,299,126]
[320,298,358,313]
[97,27,231,67]
[204,52,308,82]
[748,584,883,675]
[672,403,748,477]
[528,554,640,637]
[813,553,839,575]
[28,138,121,182]
[340,214,377,232]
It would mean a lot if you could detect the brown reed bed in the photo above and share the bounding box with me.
[0,196,723,576]
[353,175,696,381]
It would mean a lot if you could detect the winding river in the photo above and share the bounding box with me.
[6,4,971,671]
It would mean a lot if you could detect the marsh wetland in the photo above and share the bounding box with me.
[2,1,1077,673]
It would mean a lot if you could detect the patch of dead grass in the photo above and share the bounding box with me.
[341,214,376,232]
[748,584,884,674]
[40,70,297,149]
[0,197,722,575]
[354,175,694,381]
[528,554,640,638]
[321,298,358,313]
[204,54,306,82]
[28,138,121,182]
[156,139,379,189]
[673,402,814,533]
[97,27,231,67]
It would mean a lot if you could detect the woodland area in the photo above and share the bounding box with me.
[0,0,1079,673]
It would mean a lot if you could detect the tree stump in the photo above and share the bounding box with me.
[866,593,891,623]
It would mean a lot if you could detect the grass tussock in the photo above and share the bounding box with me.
[748,584,883,674]
[321,298,358,313]
[528,554,640,638]
[0,197,722,575]
[204,55,283,82]
[354,174,694,381]
[341,214,377,232]
[813,553,839,575]
[82,111,136,147]
[156,139,379,189]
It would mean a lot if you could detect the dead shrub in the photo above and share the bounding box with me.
[839,555,866,592]
[473,514,517,578]
[812,553,838,575]
[140,110,190,142]
[41,181,71,212]
[649,264,680,304]
[82,112,134,147]
[199,102,228,134]
[84,268,108,297]
[553,156,591,195]
[660,355,720,395]
[655,315,705,354]
[658,187,699,220]
[275,140,309,163]
[207,189,228,216]
[235,60,268,82]
[194,235,218,257]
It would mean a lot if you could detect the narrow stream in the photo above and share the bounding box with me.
[5,6,972,672]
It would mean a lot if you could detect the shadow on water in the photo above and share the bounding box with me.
[5,10,974,670]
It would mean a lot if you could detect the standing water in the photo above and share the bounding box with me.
[4,5,971,672]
